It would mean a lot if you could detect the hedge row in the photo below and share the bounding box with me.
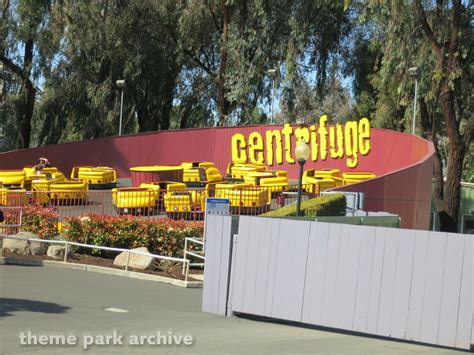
[62,215,204,258]
[2,205,204,258]
[261,193,346,218]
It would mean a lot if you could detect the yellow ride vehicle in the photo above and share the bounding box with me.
[0,188,49,206]
[22,167,66,190]
[183,165,224,185]
[244,171,289,196]
[0,170,26,187]
[30,174,65,192]
[214,183,270,214]
[303,169,342,193]
[71,166,117,189]
[164,183,205,219]
[226,162,268,180]
[112,186,160,215]
[48,181,89,205]
[180,161,215,170]
[342,172,376,184]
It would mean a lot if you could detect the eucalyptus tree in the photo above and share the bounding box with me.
[36,0,181,143]
[361,0,473,231]
[0,0,62,148]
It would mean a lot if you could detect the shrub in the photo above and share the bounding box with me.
[3,205,59,239]
[62,214,204,258]
[261,193,346,218]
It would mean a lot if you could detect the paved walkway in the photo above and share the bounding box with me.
[0,264,466,354]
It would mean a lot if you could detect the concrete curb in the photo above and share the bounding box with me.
[0,257,203,288]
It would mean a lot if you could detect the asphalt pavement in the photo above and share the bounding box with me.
[0,264,466,355]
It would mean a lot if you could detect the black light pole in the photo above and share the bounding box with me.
[116,79,125,136]
[295,139,310,216]
[408,67,421,135]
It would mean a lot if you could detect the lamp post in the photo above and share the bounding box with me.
[408,67,420,135]
[268,69,277,124]
[116,79,125,136]
[295,139,311,216]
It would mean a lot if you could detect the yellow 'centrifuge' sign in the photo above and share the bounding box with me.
[231,115,371,168]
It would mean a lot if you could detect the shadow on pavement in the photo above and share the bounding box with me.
[0,298,70,318]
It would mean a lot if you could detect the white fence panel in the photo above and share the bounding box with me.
[352,226,376,333]
[271,219,311,322]
[301,222,330,325]
[202,215,234,316]
[203,216,473,349]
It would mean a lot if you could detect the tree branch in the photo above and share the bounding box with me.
[447,0,461,66]
[415,0,444,65]
[206,0,221,33]
[0,53,36,92]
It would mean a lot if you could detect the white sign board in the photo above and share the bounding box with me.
[205,198,231,216]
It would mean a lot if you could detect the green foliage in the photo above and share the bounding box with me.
[62,215,204,258]
[261,193,346,218]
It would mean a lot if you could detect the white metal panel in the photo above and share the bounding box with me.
[202,215,219,314]
[222,218,473,349]
[376,228,399,336]
[216,216,233,315]
[229,216,252,312]
[406,230,430,342]
[241,217,262,313]
[352,226,377,332]
[333,224,362,330]
[301,222,330,325]
[321,223,343,327]
[437,233,465,347]
[271,219,311,322]
[390,229,416,339]
[263,219,281,317]
[419,231,447,345]
[243,217,268,314]
[455,236,472,349]
[202,215,224,314]
[366,227,387,334]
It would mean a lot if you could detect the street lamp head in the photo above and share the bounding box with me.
[116,79,125,89]
[295,139,311,163]
[408,67,420,78]
[268,69,277,77]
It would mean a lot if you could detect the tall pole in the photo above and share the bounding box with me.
[412,78,418,135]
[271,78,275,124]
[119,88,124,136]
[296,160,304,216]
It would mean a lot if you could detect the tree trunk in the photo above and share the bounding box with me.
[17,86,35,149]
[17,38,36,149]
[217,0,230,126]
[158,64,179,131]
[437,83,465,232]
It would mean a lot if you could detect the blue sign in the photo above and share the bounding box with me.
[205,198,231,215]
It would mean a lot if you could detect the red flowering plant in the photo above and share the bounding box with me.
[62,214,204,258]
[2,205,58,239]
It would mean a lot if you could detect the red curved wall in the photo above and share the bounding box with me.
[0,125,434,229]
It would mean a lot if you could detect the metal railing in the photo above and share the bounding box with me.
[6,183,318,222]
[182,237,205,274]
[0,234,192,282]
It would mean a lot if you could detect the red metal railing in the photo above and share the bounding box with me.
[0,192,23,234]
[1,183,320,223]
